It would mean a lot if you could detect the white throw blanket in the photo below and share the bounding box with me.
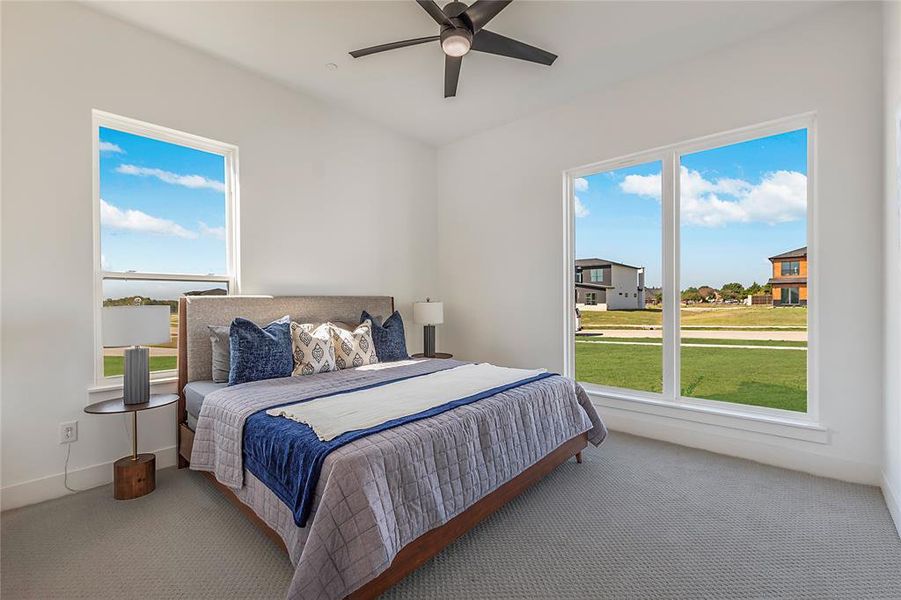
[267,362,546,441]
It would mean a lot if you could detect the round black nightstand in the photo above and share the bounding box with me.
[84,393,178,500]
[411,353,454,359]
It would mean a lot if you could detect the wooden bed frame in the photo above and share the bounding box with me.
[175,297,587,600]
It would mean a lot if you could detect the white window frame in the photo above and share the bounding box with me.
[91,110,240,387]
[563,113,823,439]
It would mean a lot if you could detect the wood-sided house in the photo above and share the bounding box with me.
[767,246,807,306]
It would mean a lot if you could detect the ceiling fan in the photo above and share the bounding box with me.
[349,0,557,98]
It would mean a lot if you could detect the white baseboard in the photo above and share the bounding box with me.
[0,445,177,512]
[600,405,882,485]
[883,473,901,539]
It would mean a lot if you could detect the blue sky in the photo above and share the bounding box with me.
[575,129,808,289]
[99,127,227,282]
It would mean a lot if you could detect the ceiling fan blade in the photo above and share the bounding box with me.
[416,0,453,27]
[471,29,557,65]
[463,0,512,32]
[444,55,462,98]
[349,36,439,58]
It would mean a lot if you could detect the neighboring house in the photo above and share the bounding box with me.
[644,287,663,305]
[575,258,645,310]
[767,246,808,306]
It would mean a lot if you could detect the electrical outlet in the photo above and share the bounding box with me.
[59,421,78,444]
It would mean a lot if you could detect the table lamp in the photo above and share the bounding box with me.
[413,298,444,358]
[102,305,171,405]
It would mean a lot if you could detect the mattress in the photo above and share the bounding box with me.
[184,380,227,430]
[190,360,608,600]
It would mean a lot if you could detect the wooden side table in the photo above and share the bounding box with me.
[411,352,454,359]
[84,393,178,500]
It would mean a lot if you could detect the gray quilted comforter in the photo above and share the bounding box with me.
[190,359,607,599]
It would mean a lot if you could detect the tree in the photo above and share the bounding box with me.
[681,287,702,303]
[698,286,717,302]
[720,282,745,302]
[746,281,763,296]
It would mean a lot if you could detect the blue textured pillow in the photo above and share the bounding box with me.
[361,310,409,362]
[228,316,293,386]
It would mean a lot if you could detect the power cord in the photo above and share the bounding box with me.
[63,443,81,493]
[62,414,133,493]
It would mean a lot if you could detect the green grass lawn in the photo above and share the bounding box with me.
[104,356,177,377]
[580,306,807,329]
[575,341,807,412]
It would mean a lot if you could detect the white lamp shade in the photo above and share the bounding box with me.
[413,301,444,325]
[102,305,171,347]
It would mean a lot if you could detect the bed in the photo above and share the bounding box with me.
[176,295,607,600]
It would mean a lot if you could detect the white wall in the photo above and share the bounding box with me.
[607,265,642,310]
[883,0,901,535]
[0,2,437,508]
[436,3,885,483]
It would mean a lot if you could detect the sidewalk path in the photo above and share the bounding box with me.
[578,329,807,342]
[576,340,806,351]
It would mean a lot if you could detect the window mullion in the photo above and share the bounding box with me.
[662,152,680,400]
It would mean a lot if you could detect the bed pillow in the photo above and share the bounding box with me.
[228,316,293,386]
[330,320,379,369]
[208,325,231,383]
[361,310,409,362]
[290,322,336,376]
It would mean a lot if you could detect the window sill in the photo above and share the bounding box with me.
[583,384,829,444]
[87,376,177,402]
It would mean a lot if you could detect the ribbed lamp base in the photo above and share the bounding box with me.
[123,346,150,405]
[422,325,436,358]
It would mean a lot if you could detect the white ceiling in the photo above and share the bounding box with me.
[87,1,827,146]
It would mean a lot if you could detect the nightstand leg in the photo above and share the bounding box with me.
[132,411,138,461]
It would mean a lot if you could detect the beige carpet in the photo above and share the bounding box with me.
[3,433,900,599]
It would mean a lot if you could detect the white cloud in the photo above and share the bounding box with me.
[573,178,589,217]
[100,254,110,269]
[574,196,590,218]
[618,167,806,227]
[99,141,124,154]
[620,172,661,198]
[116,164,225,193]
[100,199,197,239]
[199,221,226,240]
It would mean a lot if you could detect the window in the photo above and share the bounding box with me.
[589,268,605,282]
[780,286,801,305]
[585,292,597,305]
[93,111,238,382]
[781,261,800,276]
[680,127,808,412]
[568,116,812,418]
[571,159,663,393]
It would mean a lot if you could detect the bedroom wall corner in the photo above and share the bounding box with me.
[0,1,438,510]
[883,0,901,537]
[434,2,886,485]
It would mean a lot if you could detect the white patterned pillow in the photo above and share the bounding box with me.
[290,322,336,376]
[330,319,379,370]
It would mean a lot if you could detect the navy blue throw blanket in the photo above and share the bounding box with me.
[243,369,555,527]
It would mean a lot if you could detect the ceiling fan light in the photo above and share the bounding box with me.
[441,28,472,57]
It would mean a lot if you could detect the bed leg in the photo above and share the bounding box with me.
[575,452,582,464]
[178,455,188,469]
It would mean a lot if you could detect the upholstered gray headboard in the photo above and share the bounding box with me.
[178,295,394,384]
